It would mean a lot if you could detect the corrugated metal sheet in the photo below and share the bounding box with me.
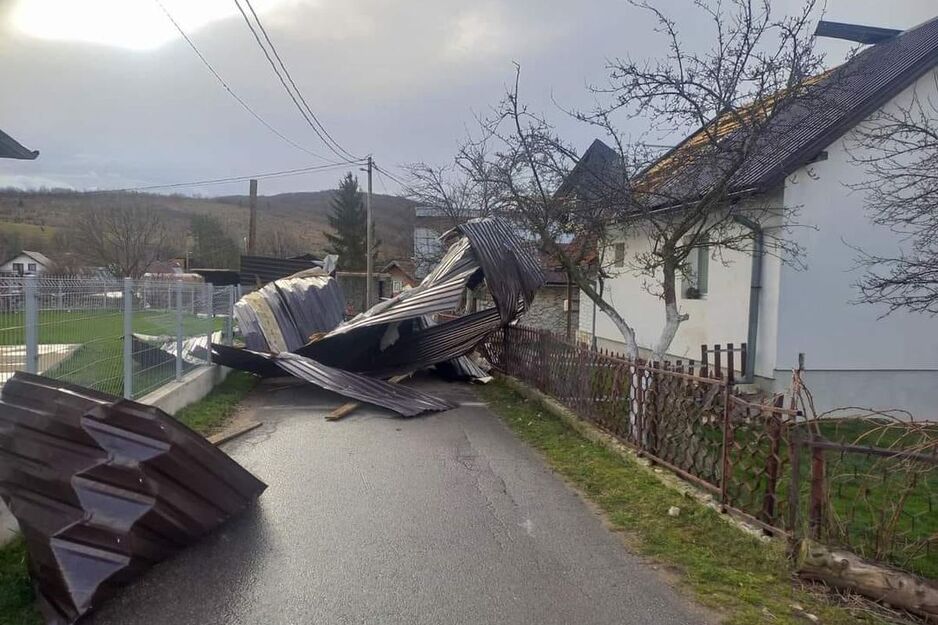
[132,331,222,366]
[221,217,544,413]
[211,345,453,416]
[0,128,39,160]
[0,372,266,625]
[454,219,544,323]
[235,270,346,352]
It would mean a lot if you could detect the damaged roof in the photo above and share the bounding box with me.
[213,217,545,416]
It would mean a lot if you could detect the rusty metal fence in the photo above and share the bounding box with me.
[484,325,938,578]
[484,325,800,533]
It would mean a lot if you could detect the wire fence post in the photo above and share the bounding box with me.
[24,274,38,374]
[123,277,133,399]
[226,285,235,345]
[204,282,213,365]
[175,282,183,381]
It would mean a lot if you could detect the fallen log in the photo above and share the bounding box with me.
[796,539,938,621]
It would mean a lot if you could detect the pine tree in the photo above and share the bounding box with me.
[325,173,379,270]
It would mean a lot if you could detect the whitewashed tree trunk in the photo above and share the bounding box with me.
[652,263,688,362]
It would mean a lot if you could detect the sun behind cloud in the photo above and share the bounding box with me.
[11,0,292,51]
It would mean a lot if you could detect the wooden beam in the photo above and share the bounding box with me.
[326,374,411,421]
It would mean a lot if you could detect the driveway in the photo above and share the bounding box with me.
[91,377,712,625]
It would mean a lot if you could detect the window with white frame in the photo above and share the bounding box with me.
[682,237,709,298]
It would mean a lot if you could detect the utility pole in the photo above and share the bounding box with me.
[247,178,258,255]
[365,156,373,308]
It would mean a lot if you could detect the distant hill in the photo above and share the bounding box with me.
[0,189,416,267]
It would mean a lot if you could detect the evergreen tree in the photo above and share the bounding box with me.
[191,214,240,269]
[325,172,379,270]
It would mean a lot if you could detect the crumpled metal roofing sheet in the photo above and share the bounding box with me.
[452,219,545,323]
[211,345,454,416]
[235,270,346,352]
[0,372,266,625]
[221,217,543,413]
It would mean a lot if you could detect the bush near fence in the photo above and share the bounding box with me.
[0,276,237,399]
[483,325,938,579]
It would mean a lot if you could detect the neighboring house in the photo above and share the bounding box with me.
[413,206,482,278]
[570,17,938,417]
[0,250,52,276]
[382,260,418,296]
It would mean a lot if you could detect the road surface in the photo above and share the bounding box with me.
[91,377,713,625]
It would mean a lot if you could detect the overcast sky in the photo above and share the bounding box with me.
[0,0,935,196]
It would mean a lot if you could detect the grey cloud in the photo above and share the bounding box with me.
[0,0,935,195]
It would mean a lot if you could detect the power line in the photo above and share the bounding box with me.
[373,163,407,188]
[232,0,361,164]
[153,0,341,164]
[240,0,359,162]
[101,161,355,193]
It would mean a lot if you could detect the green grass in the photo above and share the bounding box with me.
[174,371,257,435]
[478,381,891,625]
[0,370,257,625]
[0,310,224,398]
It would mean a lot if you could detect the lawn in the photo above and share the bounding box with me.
[0,371,257,625]
[0,309,225,398]
[478,380,893,625]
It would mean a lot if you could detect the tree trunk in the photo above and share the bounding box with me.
[653,260,688,362]
[796,540,938,620]
[550,243,640,360]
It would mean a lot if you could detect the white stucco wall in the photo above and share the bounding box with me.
[578,194,784,378]
[772,70,938,417]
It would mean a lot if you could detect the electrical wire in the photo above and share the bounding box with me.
[232,0,362,164]
[103,161,356,193]
[373,163,407,188]
[153,0,341,164]
[240,0,360,162]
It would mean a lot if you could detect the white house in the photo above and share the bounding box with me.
[572,17,938,418]
[0,250,52,276]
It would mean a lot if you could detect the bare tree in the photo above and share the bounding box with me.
[76,196,172,278]
[849,76,938,315]
[403,148,497,271]
[458,0,820,360]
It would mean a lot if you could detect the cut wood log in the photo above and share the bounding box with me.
[796,539,938,620]
[326,374,411,421]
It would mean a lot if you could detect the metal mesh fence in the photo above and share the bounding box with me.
[0,276,237,399]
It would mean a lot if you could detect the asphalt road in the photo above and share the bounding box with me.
[91,377,713,625]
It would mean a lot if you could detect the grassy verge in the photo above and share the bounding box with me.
[0,370,257,625]
[478,380,890,625]
[174,371,257,435]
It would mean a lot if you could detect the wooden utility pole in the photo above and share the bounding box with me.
[365,156,374,308]
[247,178,258,255]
